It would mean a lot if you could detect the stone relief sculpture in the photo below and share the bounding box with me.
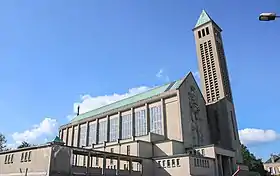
[188,86,204,146]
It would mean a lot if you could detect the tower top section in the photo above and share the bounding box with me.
[194,10,212,29]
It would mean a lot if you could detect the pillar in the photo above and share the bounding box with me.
[86,121,89,146]
[71,126,74,146]
[145,104,150,134]
[215,155,219,176]
[161,98,167,138]
[118,112,122,140]
[65,128,69,145]
[219,155,224,176]
[96,119,100,144]
[102,155,107,175]
[107,115,110,142]
[129,159,132,174]
[131,108,135,138]
[116,156,120,175]
[77,124,81,147]
[86,153,90,176]
[228,157,232,174]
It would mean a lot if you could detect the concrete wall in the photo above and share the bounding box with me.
[164,96,183,142]
[154,155,215,176]
[178,73,211,148]
[0,145,52,176]
[264,162,280,175]
[153,140,184,158]
[206,98,243,163]
[189,155,215,176]
[49,145,72,175]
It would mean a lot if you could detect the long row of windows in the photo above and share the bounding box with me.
[194,158,210,168]
[157,158,181,168]
[63,106,163,146]
[4,151,32,164]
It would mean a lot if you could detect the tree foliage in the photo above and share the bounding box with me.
[241,144,269,176]
[0,133,7,151]
[17,141,32,149]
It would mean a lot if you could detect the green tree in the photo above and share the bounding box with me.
[17,141,32,149]
[0,133,7,151]
[241,144,268,176]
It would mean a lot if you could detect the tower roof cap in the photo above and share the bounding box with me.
[194,10,212,28]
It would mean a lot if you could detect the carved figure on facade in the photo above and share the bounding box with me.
[188,86,204,146]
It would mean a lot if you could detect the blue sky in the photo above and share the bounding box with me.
[0,0,279,160]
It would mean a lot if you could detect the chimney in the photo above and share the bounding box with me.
[77,105,80,116]
[271,154,275,163]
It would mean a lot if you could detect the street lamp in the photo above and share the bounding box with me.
[259,12,280,21]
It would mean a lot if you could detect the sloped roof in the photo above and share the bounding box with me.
[53,136,64,143]
[195,10,212,28]
[265,155,280,164]
[71,76,187,123]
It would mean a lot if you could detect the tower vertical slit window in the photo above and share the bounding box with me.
[202,29,205,36]
[206,27,209,35]
[198,31,202,38]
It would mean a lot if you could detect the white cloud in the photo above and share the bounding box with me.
[12,118,58,144]
[68,86,151,120]
[156,69,170,82]
[6,143,16,150]
[239,128,280,145]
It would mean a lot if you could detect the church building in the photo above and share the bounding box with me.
[0,10,252,176]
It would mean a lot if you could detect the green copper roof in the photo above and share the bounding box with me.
[53,136,63,143]
[195,10,212,28]
[48,136,64,144]
[71,78,184,122]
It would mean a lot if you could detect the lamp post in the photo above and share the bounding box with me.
[259,12,280,21]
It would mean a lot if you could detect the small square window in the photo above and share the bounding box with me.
[176,159,180,167]
[167,160,170,168]
[158,161,161,167]
[172,159,175,167]
[162,160,166,167]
